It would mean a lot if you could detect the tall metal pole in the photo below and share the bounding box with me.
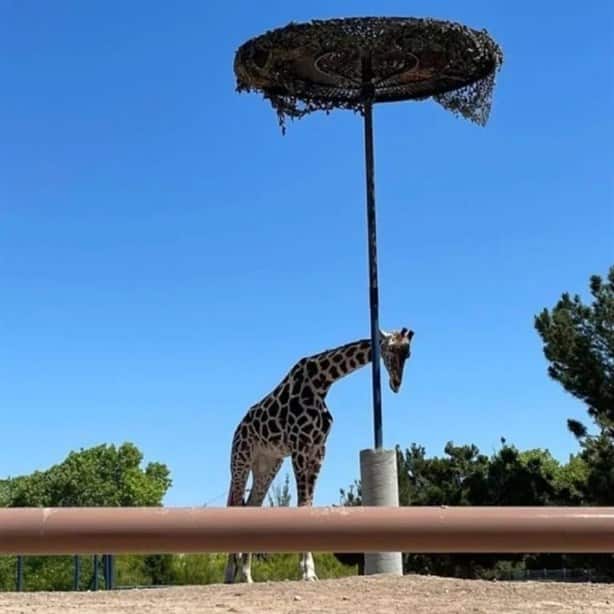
[103,554,114,589]
[16,555,24,592]
[73,555,80,591]
[361,55,383,450]
[108,554,115,589]
[93,555,99,590]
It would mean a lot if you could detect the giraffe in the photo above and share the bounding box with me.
[224,327,414,583]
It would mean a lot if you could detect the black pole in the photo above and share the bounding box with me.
[16,556,24,592]
[362,55,383,450]
[73,555,80,591]
[108,554,115,590]
[93,555,99,590]
[103,554,114,590]
[103,554,109,589]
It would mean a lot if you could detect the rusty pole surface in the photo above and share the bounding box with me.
[1,507,614,555]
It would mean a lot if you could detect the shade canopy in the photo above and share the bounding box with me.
[234,16,503,130]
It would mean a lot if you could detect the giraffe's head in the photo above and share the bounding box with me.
[380,327,414,393]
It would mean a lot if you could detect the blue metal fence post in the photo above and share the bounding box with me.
[73,555,80,591]
[93,555,99,590]
[108,555,115,589]
[103,554,114,590]
[102,554,108,588]
[16,556,24,592]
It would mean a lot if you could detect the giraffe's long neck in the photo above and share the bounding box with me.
[304,339,374,396]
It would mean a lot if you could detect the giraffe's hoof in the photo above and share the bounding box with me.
[303,574,319,581]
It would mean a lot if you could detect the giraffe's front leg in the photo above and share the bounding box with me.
[238,552,254,583]
[224,553,254,583]
[292,447,325,581]
[300,552,318,581]
[224,553,238,583]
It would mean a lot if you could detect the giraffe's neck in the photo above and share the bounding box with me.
[303,338,373,395]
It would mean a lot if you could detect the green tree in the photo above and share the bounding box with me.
[555,453,588,504]
[267,473,292,507]
[535,266,614,509]
[5,442,171,507]
[338,479,361,507]
[399,442,570,578]
[396,442,489,507]
[339,441,596,579]
[482,445,563,506]
[1,443,172,590]
[535,266,614,436]
[575,432,614,505]
[0,480,9,506]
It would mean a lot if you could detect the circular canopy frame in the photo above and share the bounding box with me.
[234,16,503,129]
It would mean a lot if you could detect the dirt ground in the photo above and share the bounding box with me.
[1,574,613,614]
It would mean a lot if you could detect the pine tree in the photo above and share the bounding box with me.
[535,266,614,436]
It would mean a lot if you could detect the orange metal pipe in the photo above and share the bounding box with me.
[1,507,613,555]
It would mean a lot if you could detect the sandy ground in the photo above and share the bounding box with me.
[1,574,613,614]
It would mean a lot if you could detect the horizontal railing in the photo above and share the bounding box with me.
[1,507,613,555]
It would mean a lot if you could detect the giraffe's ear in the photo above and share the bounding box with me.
[379,329,391,340]
[401,328,414,340]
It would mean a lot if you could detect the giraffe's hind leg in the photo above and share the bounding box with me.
[291,446,325,581]
[224,458,250,584]
[235,455,284,583]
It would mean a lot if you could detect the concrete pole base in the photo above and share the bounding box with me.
[359,448,403,576]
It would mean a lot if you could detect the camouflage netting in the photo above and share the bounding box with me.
[234,17,503,132]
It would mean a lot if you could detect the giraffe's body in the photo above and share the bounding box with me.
[224,328,413,583]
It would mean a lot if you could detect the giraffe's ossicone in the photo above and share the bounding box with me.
[224,327,414,583]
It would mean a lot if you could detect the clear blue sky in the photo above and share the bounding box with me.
[1,1,612,507]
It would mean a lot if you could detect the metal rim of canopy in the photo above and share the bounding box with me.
[234,16,503,129]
